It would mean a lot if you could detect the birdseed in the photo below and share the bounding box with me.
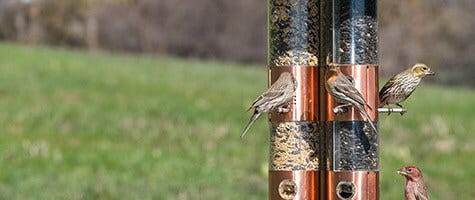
[269,121,321,170]
[325,121,378,170]
[268,0,319,66]
[331,0,378,64]
[336,16,378,64]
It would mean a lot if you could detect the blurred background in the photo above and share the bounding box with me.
[0,0,474,199]
[1,0,474,85]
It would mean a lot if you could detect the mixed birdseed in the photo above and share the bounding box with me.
[268,0,319,66]
[270,122,321,170]
[275,50,319,67]
[325,121,378,170]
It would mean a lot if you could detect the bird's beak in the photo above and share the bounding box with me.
[397,169,407,176]
[425,70,435,76]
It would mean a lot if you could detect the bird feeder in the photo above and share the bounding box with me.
[267,0,321,199]
[321,0,379,199]
[266,0,379,199]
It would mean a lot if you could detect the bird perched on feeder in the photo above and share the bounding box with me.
[397,166,430,200]
[241,72,297,138]
[325,65,377,133]
[379,63,435,115]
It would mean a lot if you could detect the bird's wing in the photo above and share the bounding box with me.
[379,79,393,96]
[378,77,395,103]
[334,74,368,107]
[247,95,263,111]
[379,71,411,101]
[343,73,355,85]
[247,90,284,111]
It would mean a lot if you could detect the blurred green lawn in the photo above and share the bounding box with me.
[0,43,473,199]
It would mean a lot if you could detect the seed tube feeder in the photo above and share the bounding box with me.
[267,0,321,199]
[266,0,379,199]
[321,0,379,199]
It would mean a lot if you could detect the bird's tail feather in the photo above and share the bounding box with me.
[356,104,378,133]
[366,103,373,111]
[241,111,262,138]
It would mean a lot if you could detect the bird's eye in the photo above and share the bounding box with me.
[407,168,413,172]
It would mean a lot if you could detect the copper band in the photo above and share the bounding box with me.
[268,66,319,122]
[326,171,379,200]
[269,170,320,200]
[320,65,378,121]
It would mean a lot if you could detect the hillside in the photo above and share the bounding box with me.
[0,43,473,199]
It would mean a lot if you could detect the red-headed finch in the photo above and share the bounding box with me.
[241,72,297,138]
[325,65,377,133]
[379,63,435,114]
[397,166,429,200]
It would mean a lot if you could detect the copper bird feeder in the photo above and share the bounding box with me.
[266,0,379,199]
[321,0,379,199]
[267,0,321,199]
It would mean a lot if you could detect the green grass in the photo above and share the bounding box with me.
[0,43,473,199]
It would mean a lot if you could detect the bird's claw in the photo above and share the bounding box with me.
[333,106,348,114]
[387,108,392,116]
[399,109,406,116]
[277,106,291,113]
[397,104,407,116]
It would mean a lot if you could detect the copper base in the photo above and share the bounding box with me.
[325,171,379,200]
[269,170,320,200]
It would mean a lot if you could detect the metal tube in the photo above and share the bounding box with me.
[378,107,407,115]
[268,0,322,199]
[322,0,379,199]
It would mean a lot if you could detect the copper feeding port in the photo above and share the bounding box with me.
[269,171,320,200]
[326,171,379,200]
[278,179,298,199]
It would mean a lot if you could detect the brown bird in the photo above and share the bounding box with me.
[325,65,377,133]
[241,72,297,138]
[379,63,435,114]
[397,166,429,200]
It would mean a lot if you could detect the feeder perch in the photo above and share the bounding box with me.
[378,107,407,115]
